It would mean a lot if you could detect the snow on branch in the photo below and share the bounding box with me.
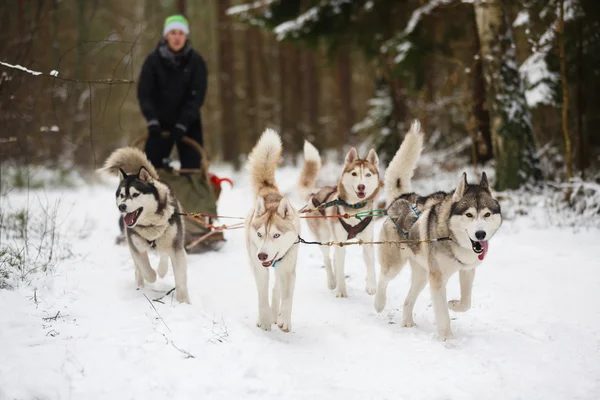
[0,60,134,85]
[226,0,277,16]
[271,0,353,41]
[274,7,319,40]
[516,0,580,107]
[0,60,42,76]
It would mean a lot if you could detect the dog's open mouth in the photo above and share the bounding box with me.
[356,191,366,199]
[123,208,143,227]
[262,253,279,268]
[470,239,489,261]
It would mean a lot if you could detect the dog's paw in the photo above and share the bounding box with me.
[175,288,191,304]
[401,318,416,328]
[144,269,157,284]
[336,287,348,298]
[157,257,168,279]
[366,278,376,296]
[277,315,291,332]
[373,293,386,313]
[135,270,145,288]
[327,275,337,290]
[447,300,470,312]
[437,329,455,341]
[256,315,273,331]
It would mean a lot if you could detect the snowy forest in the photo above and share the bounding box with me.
[1,1,600,399]
[1,0,599,188]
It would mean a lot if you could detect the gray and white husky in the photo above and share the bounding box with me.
[297,140,382,298]
[98,147,190,304]
[374,120,502,339]
[245,129,301,332]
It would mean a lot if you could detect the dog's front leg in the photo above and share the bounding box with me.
[362,242,376,295]
[448,268,475,312]
[277,268,296,332]
[129,249,157,284]
[254,265,272,330]
[427,252,453,340]
[333,245,347,298]
[170,249,190,304]
[271,272,281,323]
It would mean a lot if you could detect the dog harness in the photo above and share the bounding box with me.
[392,204,420,238]
[310,187,368,216]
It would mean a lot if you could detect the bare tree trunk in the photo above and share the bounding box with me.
[473,0,540,190]
[576,11,586,177]
[255,31,273,132]
[470,9,493,164]
[304,50,320,145]
[216,0,239,168]
[336,47,356,147]
[177,0,186,14]
[278,42,289,150]
[558,0,572,185]
[244,26,259,144]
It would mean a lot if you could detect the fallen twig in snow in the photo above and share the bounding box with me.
[152,287,176,304]
[157,331,195,359]
[42,311,62,321]
[143,293,171,332]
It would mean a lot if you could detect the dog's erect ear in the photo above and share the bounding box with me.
[480,171,490,192]
[277,197,293,219]
[345,147,358,165]
[254,196,266,216]
[118,168,128,181]
[138,166,153,183]
[453,172,468,202]
[366,148,379,169]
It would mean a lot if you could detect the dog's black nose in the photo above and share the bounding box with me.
[358,184,365,191]
[257,253,268,261]
[118,204,127,212]
[475,230,486,240]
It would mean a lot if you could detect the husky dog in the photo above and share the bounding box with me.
[245,129,301,332]
[98,147,190,304]
[374,121,502,339]
[297,141,382,298]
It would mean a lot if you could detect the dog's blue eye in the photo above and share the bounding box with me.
[366,173,372,177]
[257,232,262,237]
[465,213,473,218]
[273,233,280,239]
[132,193,139,198]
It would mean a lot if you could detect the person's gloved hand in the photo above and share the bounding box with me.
[147,120,161,137]
[171,123,187,142]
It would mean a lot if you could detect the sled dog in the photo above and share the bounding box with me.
[374,121,502,339]
[98,147,190,304]
[297,140,382,297]
[245,129,301,332]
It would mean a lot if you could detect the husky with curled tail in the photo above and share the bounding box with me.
[97,147,190,304]
[245,129,301,332]
[297,139,382,298]
[374,121,503,340]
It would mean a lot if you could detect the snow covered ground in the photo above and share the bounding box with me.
[1,159,600,400]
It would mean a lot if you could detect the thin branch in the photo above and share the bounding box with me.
[0,61,134,84]
[143,293,171,332]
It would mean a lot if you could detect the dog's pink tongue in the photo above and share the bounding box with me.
[124,212,135,226]
[479,241,489,260]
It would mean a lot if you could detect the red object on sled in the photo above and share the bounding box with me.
[209,173,233,192]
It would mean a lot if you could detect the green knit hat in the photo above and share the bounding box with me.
[163,15,189,36]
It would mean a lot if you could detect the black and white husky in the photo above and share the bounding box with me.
[374,121,503,340]
[98,147,190,303]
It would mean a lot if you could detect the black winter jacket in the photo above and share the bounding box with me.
[137,40,208,132]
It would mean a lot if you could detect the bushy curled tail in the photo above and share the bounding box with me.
[296,140,321,201]
[96,147,159,180]
[384,120,425,203]
[246,128,283,198]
